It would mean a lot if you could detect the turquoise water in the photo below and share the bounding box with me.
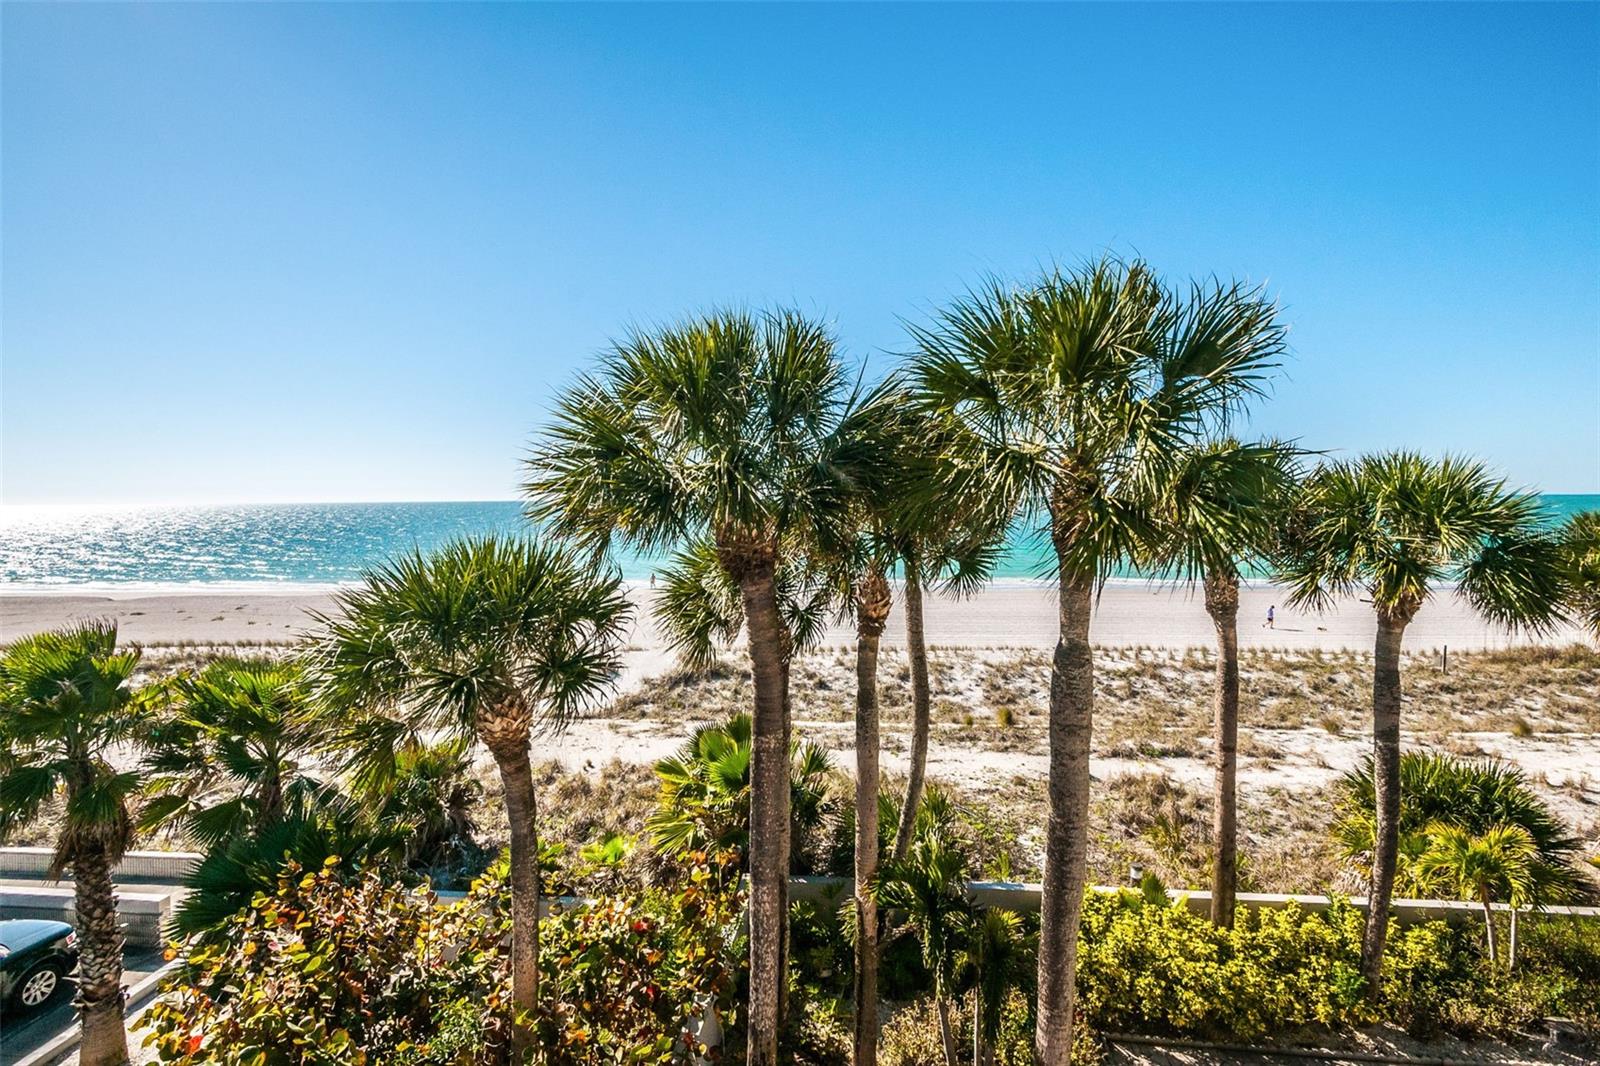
[2,496,1595,591]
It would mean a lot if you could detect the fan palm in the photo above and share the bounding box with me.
[140,658,332,847]
[0,622,145,1066]
[1416,823,1537,967]
[1278,452,1565,992]
[909,257,1286,1062]
[304,535,630,1055]
[1149,439,1302,926]
[1331,752,1587,905]
[648,712,833,868]
[362,737,482,872]
[1557,509,1600,642]
[524,308,862,1065]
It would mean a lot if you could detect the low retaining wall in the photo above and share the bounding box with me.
[0,885,175,949]
[0,847,201,883]
[789,877,1600,923]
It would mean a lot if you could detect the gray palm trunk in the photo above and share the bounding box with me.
[485,728,541,1057]
[1034,568,1096,1065]
[852,570,890,1066]
[935,981,958,1066]
[739,562,791,1066]
[1361,612,1410,993]
[894,563,931,861]
[73,844,129,1066]
[1205,572,1241,927]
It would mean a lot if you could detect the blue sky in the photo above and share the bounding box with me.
[4,2,1597,504]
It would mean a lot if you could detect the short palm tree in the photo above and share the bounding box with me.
[910,257,1286,1062]
[305,536,630,1055]
[141,658,332,846]
[1416,822,1536,968]
[876,825,973,1066]
[1150,438,1301,926]
[0,622,144,1066]
[648,712,834,869]
[524,308,861,1066]
[1278,452,1565,992]
[960,908,1031,1066]
[1331,752,1587,905]
[1557,509,1600,642]
[363,737,482,872]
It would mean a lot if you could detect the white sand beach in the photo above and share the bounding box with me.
[2,582,1585,658]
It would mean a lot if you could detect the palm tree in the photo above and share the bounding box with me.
[0,622,145,1066]
[876,825,973,1066]
[960,908,1031,1066]
[1331,752,1588,906]
[362,738,482,871]
[1417,823,1536,968]
[1557,509,1600,643]
[304,535,630,1055]
[648,711,834,869]
[1151,439,1301,926]
[910,258,1287,1062]
[1278,452,1565,992]
[524,309,861,1066]
[140,658,332,847]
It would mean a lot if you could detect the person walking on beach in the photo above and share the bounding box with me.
[1265,604,1275,629]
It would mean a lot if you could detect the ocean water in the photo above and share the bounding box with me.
[2,496,1596,592]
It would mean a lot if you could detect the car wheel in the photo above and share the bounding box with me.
[13,959,67,1011]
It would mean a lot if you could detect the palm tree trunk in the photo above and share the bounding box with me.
[491,739,542,1058]
[1205,571,1241,927]
[740,562,790,1066]
[853,569,890,1066]
[895,561,931,861]
[1360,614,1408,995]
[974,988,994,1066]
[1508,905,1519,971]
[1035,569,1095,1066]
[73,845,130,1066]
[1480,893,1499,966]
[935,983,958,1066]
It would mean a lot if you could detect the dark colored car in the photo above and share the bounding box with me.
[0,919,78,1013]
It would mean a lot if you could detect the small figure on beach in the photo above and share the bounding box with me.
[649,572,655,588]
[1265,604,1276,629]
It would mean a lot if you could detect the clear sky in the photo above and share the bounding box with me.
[3,2,1597,505]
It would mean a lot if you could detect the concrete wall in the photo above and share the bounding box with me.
[0,847,201,883]
[789,877,1600,923]
[0,885,174,949]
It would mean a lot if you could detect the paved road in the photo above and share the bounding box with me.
[0,949,166,1066]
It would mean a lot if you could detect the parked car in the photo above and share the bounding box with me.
[0,919,78,1013]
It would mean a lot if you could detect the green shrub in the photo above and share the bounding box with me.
[137,852,746,1065]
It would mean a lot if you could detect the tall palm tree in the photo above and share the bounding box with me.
[1151,439,1301,926]
[140,658,332,847]
[1278,452,1564,992]
[1416,823,1536,968]
[0,622,145,1066]
[304,536,630,1056]
[524,309,861,1066]
[910,258,1286,1062]
[1557,509,1600,643]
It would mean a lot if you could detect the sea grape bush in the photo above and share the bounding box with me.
[136,852,745,1066]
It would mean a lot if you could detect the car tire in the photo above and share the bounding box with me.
[11,958,67,1012]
